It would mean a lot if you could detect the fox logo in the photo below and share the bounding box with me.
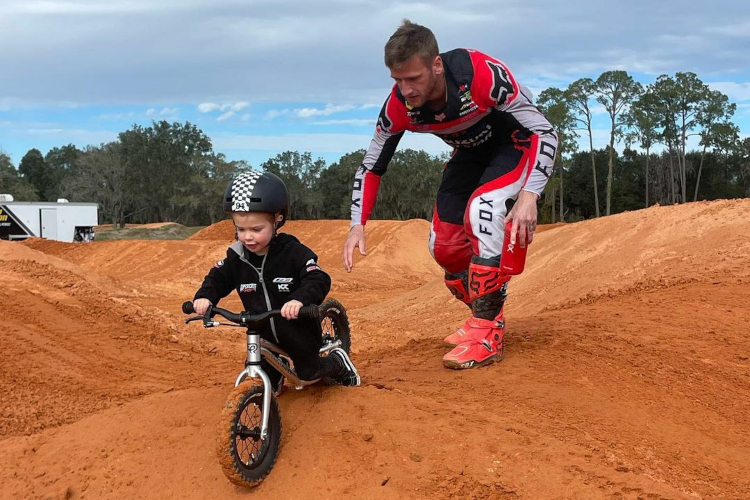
[377,98,394,133]
[486,60,515,106]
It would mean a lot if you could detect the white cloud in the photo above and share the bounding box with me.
[707,82,750,102]
[159,107,179,117]
[240,114,250,122]
[0,97,30,111]
[26,128,66,134]
[312,119,375,127]
[1,0,749,162]
[104,107,177,120]
[294,104,355,118]
[199,101,250,113]
[2,0,748,109]
[230,101,249,111]
[656,34,708,48]
[6,0,164,15]
[266,109,290,119]
[57,101,81,109]
[704,21,750,38]
[97,112,135,120]
[217,111,235,122]
[198,102,220,113]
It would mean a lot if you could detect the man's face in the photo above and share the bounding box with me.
[389,54,441,108]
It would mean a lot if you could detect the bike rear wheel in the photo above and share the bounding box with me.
[320,298,351,354]
[216,381,281,487]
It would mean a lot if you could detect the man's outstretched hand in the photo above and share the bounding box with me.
[343,224,367,272]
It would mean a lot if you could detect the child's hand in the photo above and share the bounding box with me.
[281,300,303,320]
[193,298,212,315]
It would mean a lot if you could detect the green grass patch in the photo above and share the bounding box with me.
[95,223,205,241]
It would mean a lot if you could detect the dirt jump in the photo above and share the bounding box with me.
[1,199,749,500]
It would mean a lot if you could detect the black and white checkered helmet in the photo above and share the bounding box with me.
[223,171,289,227]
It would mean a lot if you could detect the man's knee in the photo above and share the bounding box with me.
[430,214,472,273]
[432,240,472,273]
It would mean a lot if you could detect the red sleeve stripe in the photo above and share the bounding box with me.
[360,171,382,225]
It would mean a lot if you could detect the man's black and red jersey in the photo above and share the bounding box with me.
[351,48,556,226]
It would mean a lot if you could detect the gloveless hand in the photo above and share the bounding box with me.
[503,190,540,248]
[281,299,303,320]
[342,224,367,272]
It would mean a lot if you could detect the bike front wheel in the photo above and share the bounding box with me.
[216,381,282,487]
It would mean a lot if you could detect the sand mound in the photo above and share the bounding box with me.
[3,199,750,499]
[509,199,750,315]
[187,219,234,240]
[0,241,223,438]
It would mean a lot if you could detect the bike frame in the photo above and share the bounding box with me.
[184,302,342,441]
[233,329,341,439]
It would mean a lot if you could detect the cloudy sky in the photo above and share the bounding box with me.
[1,0,749,167]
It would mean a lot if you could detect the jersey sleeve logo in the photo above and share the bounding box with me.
[305,258,322,272]
[376,96,395,133]
[486,60,515,106]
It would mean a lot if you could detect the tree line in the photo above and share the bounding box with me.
[1,71,748,227]
[536,70,749,221]
[0,121,444,227]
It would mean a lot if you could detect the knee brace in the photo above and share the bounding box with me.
[469,255,510,320]
[444,269,470,305]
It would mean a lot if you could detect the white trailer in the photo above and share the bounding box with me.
[0,199,99,243]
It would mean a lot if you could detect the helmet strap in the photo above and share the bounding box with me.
[271,213,283,240]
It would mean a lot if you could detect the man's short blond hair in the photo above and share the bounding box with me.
[384,19,439,69]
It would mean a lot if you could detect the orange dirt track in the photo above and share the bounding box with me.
[2,199,749,500]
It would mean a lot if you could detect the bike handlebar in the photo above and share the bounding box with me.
[182,300,320,328]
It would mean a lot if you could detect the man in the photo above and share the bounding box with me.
[342,20,557,370]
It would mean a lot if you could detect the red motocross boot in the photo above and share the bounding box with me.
[442,313,506,369]
[443,317,472,347]
[443,256,509,370]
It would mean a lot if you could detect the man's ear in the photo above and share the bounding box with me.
[433,55,444,76]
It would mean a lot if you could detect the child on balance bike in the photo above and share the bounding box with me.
[192,171,360,390]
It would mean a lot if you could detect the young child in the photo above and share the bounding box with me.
[192,171,360,389]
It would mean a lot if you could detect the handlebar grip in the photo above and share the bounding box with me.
[298,305,321,320]
[182,301,196,314]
